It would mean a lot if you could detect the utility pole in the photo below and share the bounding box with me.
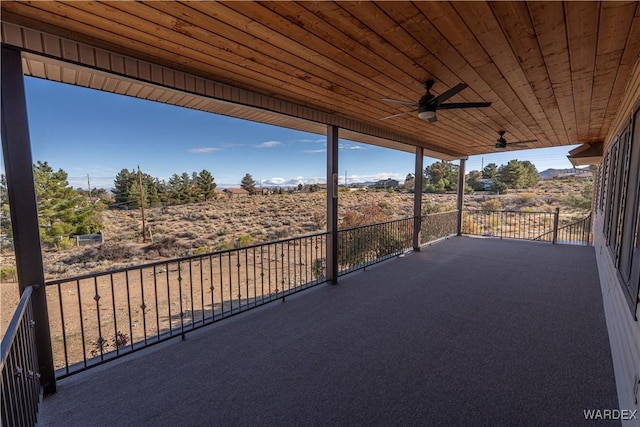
[138,165,148,242]
[87,174,92,202]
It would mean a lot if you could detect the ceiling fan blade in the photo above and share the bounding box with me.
[431,83,467,105]
[508,139,538,145]
[380,110,417,120]
[381,98,418,107]
[435,102,492,110]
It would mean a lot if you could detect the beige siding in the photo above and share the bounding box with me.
[594,214,640,422]
[594,60,640,422]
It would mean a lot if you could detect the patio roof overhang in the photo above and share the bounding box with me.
[2,1,639,158]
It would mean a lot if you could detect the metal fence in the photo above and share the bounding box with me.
[535,213,592,245]
[43,217,435,376]
[462,209,557,241]
[45,232,328,378]
[1,286,41,427]
[337,217,413,276]
[420,210,458,245]
[462,209,592,246]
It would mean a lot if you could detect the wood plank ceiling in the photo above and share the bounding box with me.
[1,1,639,157]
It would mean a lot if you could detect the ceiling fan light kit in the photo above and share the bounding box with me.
[418,110,436,120]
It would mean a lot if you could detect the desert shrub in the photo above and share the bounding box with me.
[182,213,206,221]
[217,240,235,251]
[54,236,75,250]
[340,204,388,228]
[482,199,503,211]
[378,200,393,211]
[312,258,326,280]
[514,193,537,207]
[270,227,291,240]
[301,221,319,231]
[143,237,189,258]
[192,246,209,255]
[176,231,198,240]
[63,242,142,265]
[562,183,592,210]
[311,212,326,230]
[0,266,17,282]
[235,235,253,248]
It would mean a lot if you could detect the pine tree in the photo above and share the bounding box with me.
[128,180,147,208]
[113,169,136,205]
[482,163,498,179]
[196,169,217,201]
[240,173,257,195]
[34,161,102,242]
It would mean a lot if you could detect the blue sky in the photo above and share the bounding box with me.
[12,77,579,190]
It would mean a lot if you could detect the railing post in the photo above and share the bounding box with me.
[1,45,56,394]
[456,157,467,236]
[413,147,424,250]
[552,207,560,244]
[326,125,339,284]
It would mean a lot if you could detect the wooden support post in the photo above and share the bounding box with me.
[326,125,339,284]
[1,45,56,394]
[456,158,467,236]
[413,147,424,250]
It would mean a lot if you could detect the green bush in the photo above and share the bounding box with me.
[235,234,254,248]
[55,236,75,250]
[0,266,17,282]
[192,246,209,255]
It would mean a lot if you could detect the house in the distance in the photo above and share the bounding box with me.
[223,188,250,198]
[372,178,400,189]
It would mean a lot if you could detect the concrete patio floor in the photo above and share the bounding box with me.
[39,236,618,426]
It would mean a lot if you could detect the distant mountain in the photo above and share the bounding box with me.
[538,167,592,180]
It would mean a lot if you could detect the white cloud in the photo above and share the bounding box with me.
[303,149,326,154]
[265,177,286,185]
[257,140,281,148]
[348,172,403,182]
[263,176,326,186]
[189,147,221,154]
[339,143,365,151]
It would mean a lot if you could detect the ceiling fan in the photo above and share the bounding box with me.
[494,130,538,151]
[381,80,491,122]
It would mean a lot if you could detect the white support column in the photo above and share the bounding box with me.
[413,147,424,250]
[1,45,56,394]
[456,157,467,236]
[326,125,339,284]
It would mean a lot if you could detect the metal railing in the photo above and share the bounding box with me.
[420,210,458,244]
[462,209,557,241]
[43,217,432,376]
[45,232,328,378]
[1,286,41,427]
[463,209,593,246]
[534,213,592,245]
[337,217,413,275]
